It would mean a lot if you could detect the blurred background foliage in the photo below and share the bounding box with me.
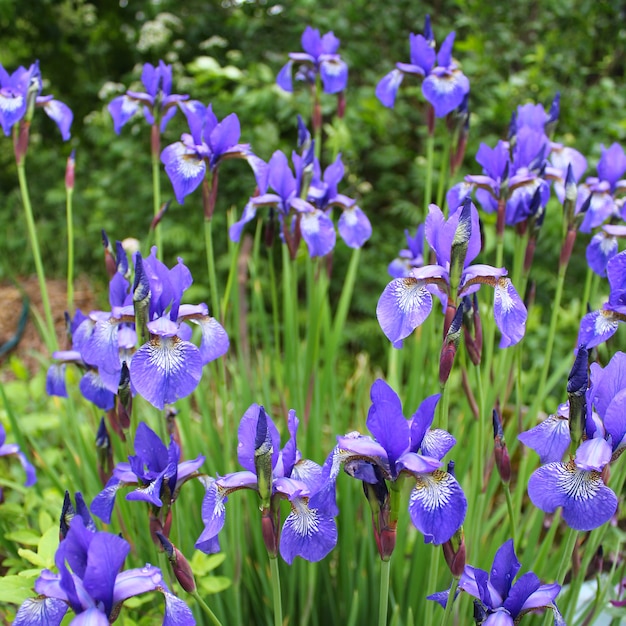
[1,0,626,358]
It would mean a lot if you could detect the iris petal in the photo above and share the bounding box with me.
[130,336,203,410]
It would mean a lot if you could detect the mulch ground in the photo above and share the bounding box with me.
[0,276,96,378]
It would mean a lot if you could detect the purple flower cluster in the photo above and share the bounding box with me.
[376,15,470,118]
[47,242,229,411]
[196,404,337,564]
[108,61,188,134]
[276,26,348,95]
[429,539,563,624]
[312,380,466,550]
[377,200,527,348]
[14,513,194,626]
[230,118,371,257]
[0,60,72,140]
[520,351,625,531]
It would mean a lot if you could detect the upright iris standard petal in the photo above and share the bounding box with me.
[130,336,203,410]
[406,469,467,544]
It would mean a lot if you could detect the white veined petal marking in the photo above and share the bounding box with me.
[594,310,618,336]
[411,470,452,511]
[394,279,430,314]
[0,92,24,114]
[146,336,189,380]
[286,498,320,537]
[558,462,602,501]
[495,278,515,313]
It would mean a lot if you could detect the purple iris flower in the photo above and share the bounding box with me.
[14,517,195,626]
[585,224,626,277]
[527,437,618,531]
[428,539,562,625]
[195,404,337,564]
[161,102,264,206]
[377,201,527,347]
[311,379,466,546]
[230,149,337,257]
[574,143,626,233]
[108,60,188,134]
[81,248,229,410]
[0,421,36,496]
[91,421,204,525]
[376,15,469,118]
[388,224,425,278]
[276,26,348,94]
[0,60,72,140]
[578,250,626,348]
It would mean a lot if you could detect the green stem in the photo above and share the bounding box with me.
[269,557,283,626]
[191,590,223,626]
[204,217,221,321]
[378,558,391,626]
[440,577,459,626]
[423,133,435,217]
[66,186,75,312]
[151,129,163,258]
[503,484,516,548]
[436,133,452,210]
[16,161,57,351]
[530,260,568,420]
[423,547,440,626]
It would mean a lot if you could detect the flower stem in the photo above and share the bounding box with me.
[151,126,163,258]
[378,558,391,626]
[439,576,459,626]
[204,217,221,321]
[269,556,283,626]
[503,483,516,548]
[65,184,75,313]
[191,590,224,626]
[424,133,435,217]
[16,161,57,352]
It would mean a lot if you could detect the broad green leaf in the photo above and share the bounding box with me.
[189,551,226,575]
[17,548,47,568]
[4,529,41,546]
[37,525,59,567]
[198,575,231,595]
[0,574,36,604]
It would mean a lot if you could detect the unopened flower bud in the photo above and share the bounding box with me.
[95,417,114,484]
[337,91,346,119]
[133,253,151,345]
[254,407,274,508]
[261,507,280,558]
[492,409,511,483]
[439,305,464,385]
[567,345,588,447]
[65,150,75,191]
[116,362,132,430]
[150,200,170,232]
[442,527,465,577]
[156,532,197,593]
[102,230,117,279]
